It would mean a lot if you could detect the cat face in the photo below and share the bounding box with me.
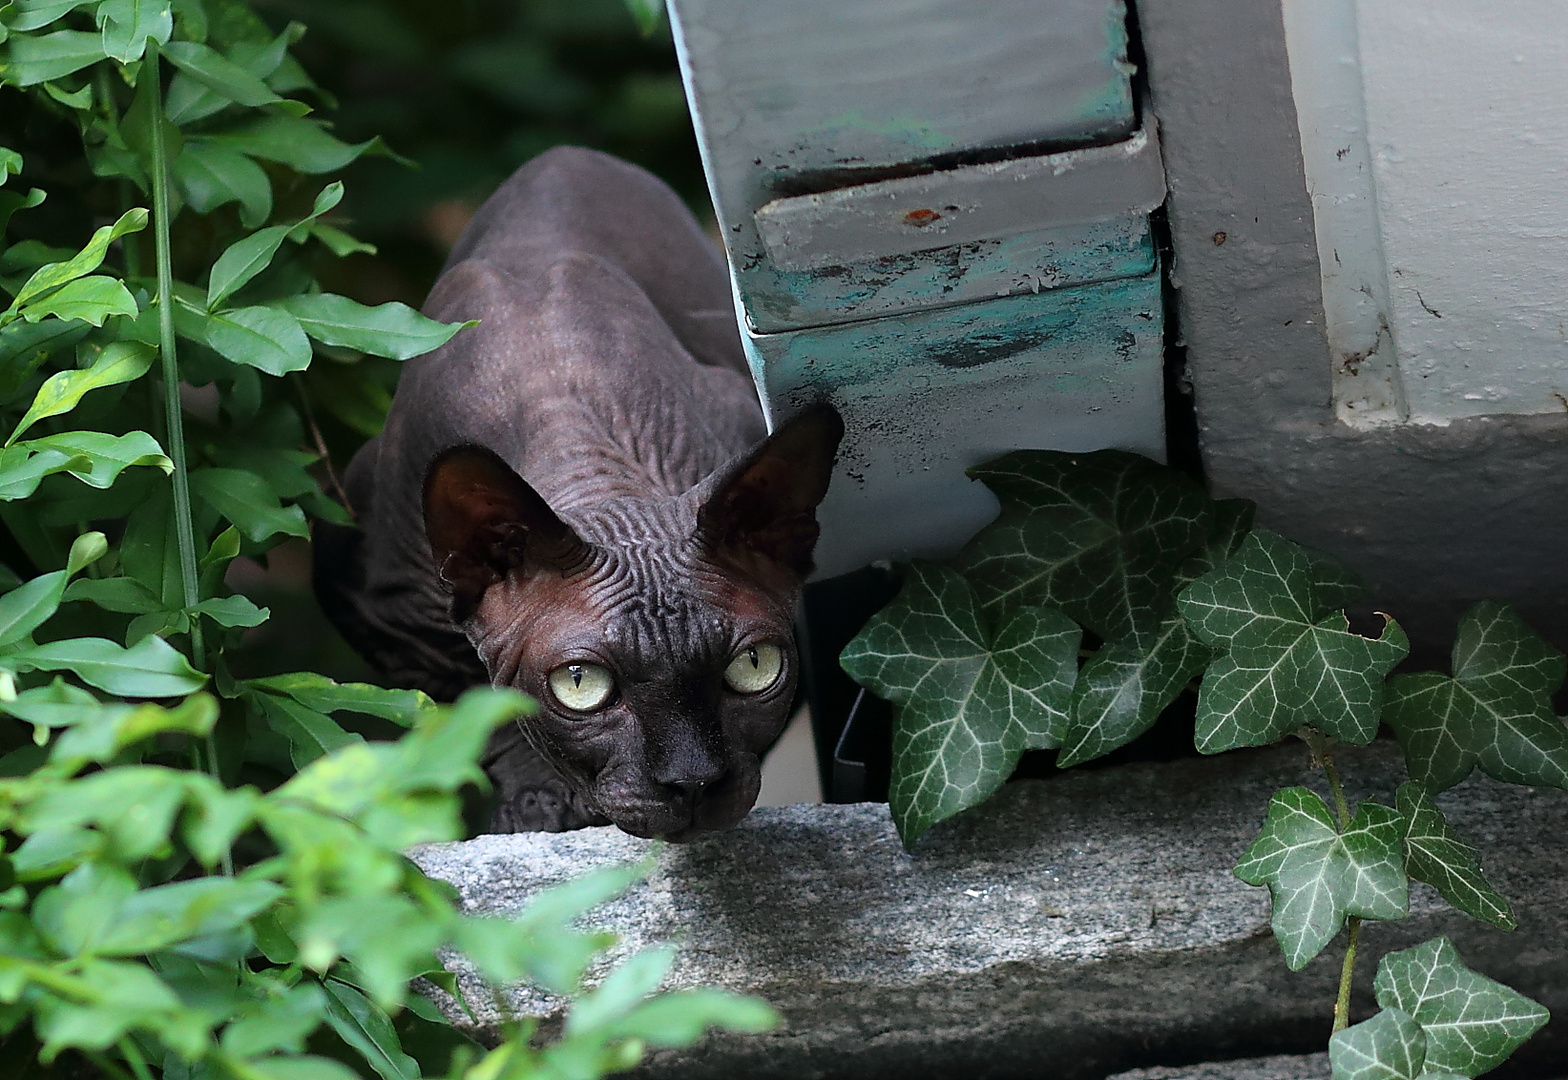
[423,406,843,839]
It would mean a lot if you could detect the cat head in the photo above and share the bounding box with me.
[422,404,844,840]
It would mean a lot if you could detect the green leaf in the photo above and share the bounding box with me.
[172,143,271,229]
[251,690,361,768]
[244,1057,362,1080]
[599,988,778,1046]
[1383,601,1568,793]
[273,293,475,360]
[0,530,104,648]
[190,594,268,628]
[1373,937,1549,1076]
[1178,530,1409,753]
[841,561,1080,845]
[9,340,156,443]
[97,877,283,956]
[1330,1007,1428,1080]
[64,574,163,614]
[957,449,1212,638]
[6,634,206,697]
[162,38,281,106]
[206,185,342,310]
[0,186,47,241]
[1235,787,1409,970]
[1059,609,1213,767]
[322,979,420,1080]
[0,676,98,727]
[4,208,146,313]
[204,305,312,375]
[0,445,85,500]
[7,1,95,34]
[21,430,171,488]
[246,671,435,726]
[48,693,215,768]
[623,0,665,35]
[1396,783,1515,930]
[1,28,104,85]
[16,274,137,326]
[220,981,327,1057]
[96,0,172,63]
[190,467,309,541]
[199,115,386,174]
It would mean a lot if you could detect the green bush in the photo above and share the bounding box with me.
[0,3,771,1076]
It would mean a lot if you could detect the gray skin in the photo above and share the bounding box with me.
[314,147,842,840]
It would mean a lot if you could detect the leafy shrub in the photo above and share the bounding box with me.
[0,3,771,1076]
[843,449,1560,1075]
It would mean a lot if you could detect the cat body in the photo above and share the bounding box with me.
[315,147,841,838]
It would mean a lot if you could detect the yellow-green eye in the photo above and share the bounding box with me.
[723,643,783,694]
[547,663,615,712]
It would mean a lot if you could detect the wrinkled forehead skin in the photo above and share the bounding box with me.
[462,494,802,839]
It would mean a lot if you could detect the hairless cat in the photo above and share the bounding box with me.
[314,146,844,840]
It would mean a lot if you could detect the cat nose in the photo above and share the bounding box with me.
[661,768,726,801]
[668,778,710,799]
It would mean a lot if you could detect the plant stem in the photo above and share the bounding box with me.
[145,43,205,671]
[1335,915,1362,1032]
[1321,751,1352,831]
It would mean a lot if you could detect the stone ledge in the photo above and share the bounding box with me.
[408,743,1568,1080]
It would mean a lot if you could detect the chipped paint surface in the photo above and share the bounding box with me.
[745,219,1156,334]
[747,273,1166,579]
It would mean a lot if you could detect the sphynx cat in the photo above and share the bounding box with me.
[314,146,843,839]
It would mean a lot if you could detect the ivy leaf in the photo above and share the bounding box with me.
[1329,1007,1430,1080]
[840,561,1080,845]
[1235,787,1408,970]
[1373,938,1549,1076]
[190,467,309,541]
[8,340,156,444]
[1178,530,1409,753]
[96,0,172,64]
[1383,601,1568,793]
[2,29,105,85]
[173,143,272,229]
[958,449,1212,638]
[1059,610,1213,767]
[1396,783,1515,930]
[273,293,476,360]
[204,305,312,375]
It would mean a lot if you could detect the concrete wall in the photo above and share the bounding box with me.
[1136,0,1568,664]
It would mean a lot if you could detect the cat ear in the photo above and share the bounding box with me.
[423,446,587,621]
[696,403,845,577]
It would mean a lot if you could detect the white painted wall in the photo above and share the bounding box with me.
[1283,0,1568,426]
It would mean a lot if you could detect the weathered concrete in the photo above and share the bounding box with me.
[1135,0,1568,666]
[409,743,1568,1080]
[1109,1054,1328,1080]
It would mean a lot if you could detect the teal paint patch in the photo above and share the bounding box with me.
[743,270,1167,576]
[740,217,1156,334]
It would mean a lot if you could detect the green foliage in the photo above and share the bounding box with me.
[840,560,1079,843]
[1383,601,1568,793]
[1234,787,1407,970]
[841,445,1558,1076]
[1179,530,1409,753]
[0,3,773,1076]
[1370,938,1548,1077]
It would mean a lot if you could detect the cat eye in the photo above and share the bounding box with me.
[547,662,616,712]
[723,643,783,694]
